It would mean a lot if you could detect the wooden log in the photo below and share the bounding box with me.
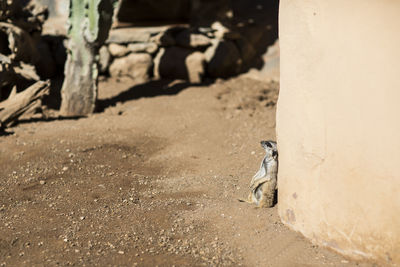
[0,80,49,128]
[0,56,40,96]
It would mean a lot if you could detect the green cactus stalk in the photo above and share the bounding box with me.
[60,0,117,116]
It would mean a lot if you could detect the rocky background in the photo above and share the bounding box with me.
[38,0,279,84]
[0,0,51,98]
[0,0,279,122]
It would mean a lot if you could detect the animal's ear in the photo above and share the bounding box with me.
[261,140,276,150]
[260,141,267,148]
[272,151,278,158]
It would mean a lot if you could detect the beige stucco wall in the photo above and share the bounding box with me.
[277,0,400,265]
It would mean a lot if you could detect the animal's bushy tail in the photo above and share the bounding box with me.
[237,197,252,203]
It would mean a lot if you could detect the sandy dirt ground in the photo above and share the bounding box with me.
[0,76,374,266]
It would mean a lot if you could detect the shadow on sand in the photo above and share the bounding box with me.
[96,79,213,112]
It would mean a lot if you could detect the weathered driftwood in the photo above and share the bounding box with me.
[0,58,40,101]
[0,21,41,95]
[0,60,39,83]
[0,0,51,130]
[0,80,49,128]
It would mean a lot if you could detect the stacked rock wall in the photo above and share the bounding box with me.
[100,22,252,83]
[36,0,279,84]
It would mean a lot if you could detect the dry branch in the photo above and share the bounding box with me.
[0,80,49,128]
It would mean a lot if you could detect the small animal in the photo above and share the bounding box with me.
[239,140,278,208]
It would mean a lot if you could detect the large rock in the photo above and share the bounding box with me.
[107,26,171,44]
[108,43,130,57]
[154,47,191,80]
[154,47,205,82]
[175,29,212,48]
[150,30,176,47]
[235,37,257,71]
[259,39,280,81]
[241,39,279,82]
[153,48,165,79]
[98,45,111,74]
[210,21,229,40]
[185,51,206,83]
[205,40,241,78]
[127,42,158,54]
[109,53,153,81]
[210,21,241,40]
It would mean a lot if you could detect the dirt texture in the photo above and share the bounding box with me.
[0,76,374,266]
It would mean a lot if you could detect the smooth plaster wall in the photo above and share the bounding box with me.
[277,0,400,264]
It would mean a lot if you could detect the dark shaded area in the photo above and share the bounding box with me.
[0,129,14,136]
[158,47,191,80]
[96,79,213,113]
[273,189,278,207]
[207,41,241,78]
[231,0,279,71]
[117,0,232,27]
[117,0,191,24]
[42,35,67,74]
[0,69,36,102]
[42,75,63,110]
[0,31,11,55]
[117,0,226,25]
[14,115,83,126]
[40,35,67,110]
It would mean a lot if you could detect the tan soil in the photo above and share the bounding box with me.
[0,76,374,266]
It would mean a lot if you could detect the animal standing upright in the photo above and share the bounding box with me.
[239,140,278,208]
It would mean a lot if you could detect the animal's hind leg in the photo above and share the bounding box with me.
[238,192,254,204]
[258,180,276,208]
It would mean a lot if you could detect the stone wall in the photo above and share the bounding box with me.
[99,22,254,83]
[99,0,279,83]
[277,0,400,265]
[37,0,278,84]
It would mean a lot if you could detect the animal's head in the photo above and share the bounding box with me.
[260,140,278,159]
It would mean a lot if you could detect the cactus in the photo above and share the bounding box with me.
[60,0,117,116]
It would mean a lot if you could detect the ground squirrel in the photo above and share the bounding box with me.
[239,140,278,208]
